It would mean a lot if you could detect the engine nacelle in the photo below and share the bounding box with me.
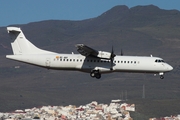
[97,51,111,59]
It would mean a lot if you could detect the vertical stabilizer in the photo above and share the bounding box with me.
[7,27,55,55]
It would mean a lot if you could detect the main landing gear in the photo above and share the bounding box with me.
[90,70,101,79]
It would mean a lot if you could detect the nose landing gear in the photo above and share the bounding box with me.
[160,75,164,79]
[159,72,164,79]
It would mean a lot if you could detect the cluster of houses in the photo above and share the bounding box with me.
[149,115,180,120]
[0,99,135,120]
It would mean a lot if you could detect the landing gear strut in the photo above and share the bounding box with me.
[159,72,164,79]
[90,70,101,79]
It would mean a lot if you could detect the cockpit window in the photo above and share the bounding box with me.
[155,59,165,63]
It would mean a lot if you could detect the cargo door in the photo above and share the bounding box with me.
[45,58,51,67]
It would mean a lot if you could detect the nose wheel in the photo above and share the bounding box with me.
[160,75,164,79]
[90,70,101,79]
[159,72,164,79]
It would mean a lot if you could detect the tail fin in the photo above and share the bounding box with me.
[7,27,55,55]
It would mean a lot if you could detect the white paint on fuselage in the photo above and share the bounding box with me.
[6,53,173,74]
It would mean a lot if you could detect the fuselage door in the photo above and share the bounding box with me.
[45,58,51,67]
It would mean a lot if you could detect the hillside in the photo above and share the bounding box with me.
[0,5,180,119]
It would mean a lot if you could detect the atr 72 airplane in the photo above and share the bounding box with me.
[6,27,173,79]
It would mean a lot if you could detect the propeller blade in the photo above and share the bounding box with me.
[110,46,116,70]
[121,49,123,56]
[110,46,116,58]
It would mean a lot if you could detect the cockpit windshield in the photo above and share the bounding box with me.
[155,59,165,63]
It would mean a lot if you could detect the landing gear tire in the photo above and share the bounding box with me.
[95,73,101,79]
[90,70,101,79]
[90,72,95,77]
[160,75,164,79]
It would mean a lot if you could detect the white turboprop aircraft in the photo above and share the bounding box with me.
[6,27,173,79]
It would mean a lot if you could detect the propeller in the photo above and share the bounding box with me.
[110,46,116,70]
[120,49,123,56]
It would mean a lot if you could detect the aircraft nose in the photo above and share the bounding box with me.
[168,65,173,71]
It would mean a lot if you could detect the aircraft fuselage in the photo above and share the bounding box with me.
[6,54,173,74]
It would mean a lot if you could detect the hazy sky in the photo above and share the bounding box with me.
[1,0,180,27]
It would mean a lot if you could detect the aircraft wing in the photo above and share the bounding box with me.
[75,44,98,57]
[75,44,115,59]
